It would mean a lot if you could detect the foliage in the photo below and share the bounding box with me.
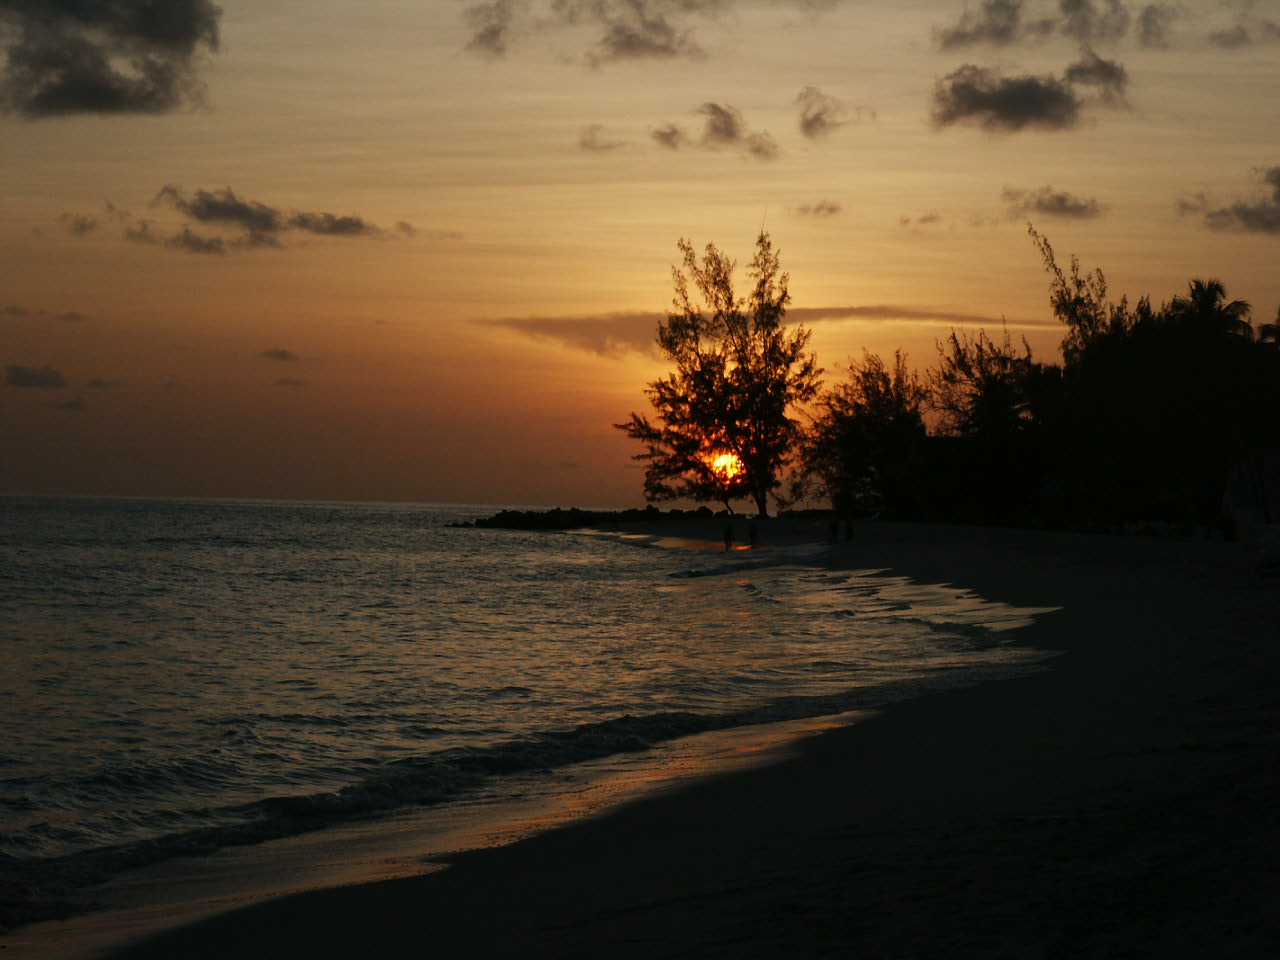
[801,351,928,516]
[616,233,821,517]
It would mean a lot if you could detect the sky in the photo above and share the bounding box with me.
[2,0,1279,508]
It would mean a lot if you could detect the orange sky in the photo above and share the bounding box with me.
[3,1,1279,507]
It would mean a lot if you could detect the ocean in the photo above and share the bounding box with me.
[0,496,1051,931]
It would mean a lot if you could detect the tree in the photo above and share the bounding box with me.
[801,350,928,516]
[616,233,820,517]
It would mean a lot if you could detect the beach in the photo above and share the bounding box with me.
[65,519,1275,959]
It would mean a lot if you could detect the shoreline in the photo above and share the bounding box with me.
[95,521,1279,958]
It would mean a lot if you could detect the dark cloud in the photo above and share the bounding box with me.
[1182,166,1280,235]
[579,123,625,151]
[164,226,228,255]
[99,185,420,254]
[5,364,67,388]
[932,65,1081,132]
[1058,0,1131,45]
[0,0,221,118]
[3,304,34,317]
[58,212,98,235]
[56,311,89,322]
[935,0,1050,49]
[793,200,843,217]
[1064,48,1128,103]
[259,348,300,361]
[1003,185,1107,218]
[653,103,779,160]
[795,86,871,139]
[48,394,86,410]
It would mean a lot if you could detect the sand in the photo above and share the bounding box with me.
[44,522,1280,957]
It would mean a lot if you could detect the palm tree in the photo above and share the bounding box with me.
[1167,279,1253,340]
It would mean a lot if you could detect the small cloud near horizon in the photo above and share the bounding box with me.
[793,200,843,217]
[651,102,779,160]
[485,302,1055,356]
[259,348,300,361]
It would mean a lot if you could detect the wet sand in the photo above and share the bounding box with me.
[72,522,1280,956]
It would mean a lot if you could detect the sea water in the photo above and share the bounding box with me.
[0,496,1049,928]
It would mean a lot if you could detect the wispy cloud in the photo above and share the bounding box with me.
[934,1,1176,50]
[651,102,779,160]
[579,123,626,152]
[0,0,222,118]
[461,0,724,65]
[259,348,300,362]
[484,302,1053,356]
[792,200,843,217]
[794,86,872,139]
[4,364,68,388]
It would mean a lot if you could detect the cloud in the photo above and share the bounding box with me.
[485,311,663,357]
[935,0,1051,49]
[652,102,779,160]
[1208,17,1280,48]
[3,305,34,317]
[259,348,300,361]
[486,301,1057,356]
[795,86,870,138]
[1063,48,1128,103]
[1180,166,1280,235]
[933,1,1176,49]
[579,123,625,151]
[464,0,524,57]
[56,311,90,322]
[899,212,945,227]
[931,65,1081,132]
[1003,185,1107,218]
[58,212,98,236]
[651,123,689,150]
[5,364,67,388]
[0,0,221,118]
[793,200,843,217]
[461,0,718,65]
[98,186,426,254]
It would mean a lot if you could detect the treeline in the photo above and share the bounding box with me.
[801,229,1280,532]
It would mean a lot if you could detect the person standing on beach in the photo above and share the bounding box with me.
[723,523,734,552]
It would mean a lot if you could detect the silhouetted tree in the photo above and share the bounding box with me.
[801,350,928,516]
[616,233,821,517]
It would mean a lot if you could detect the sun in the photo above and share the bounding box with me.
[708,452,744,482]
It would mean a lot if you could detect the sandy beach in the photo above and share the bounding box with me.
[36,521,1280,958]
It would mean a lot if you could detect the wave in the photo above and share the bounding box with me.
[0,653,1048,932]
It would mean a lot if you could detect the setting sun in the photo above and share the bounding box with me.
[709,452,744,482]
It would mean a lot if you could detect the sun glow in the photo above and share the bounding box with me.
[709,452,744,482]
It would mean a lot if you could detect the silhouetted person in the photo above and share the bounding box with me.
[844,518,854,541]
[828,517,838,543]
[723,523,734,552]
[749,521,758,548]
